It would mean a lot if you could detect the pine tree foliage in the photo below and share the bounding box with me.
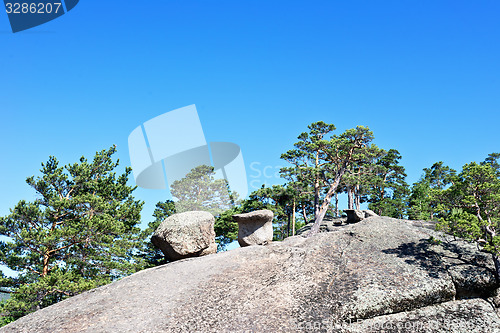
[280,121,336,219]
[138,200,176,268]
[307,125,377,235]
[170,165,235,216]
[407,162,456,220]
[278,121,404,236]
[367,149,409,218]
[436,155,500,281]
[0,146,143,324]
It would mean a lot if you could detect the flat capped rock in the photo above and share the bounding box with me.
[232,209,274,223]
[233,209,274,247]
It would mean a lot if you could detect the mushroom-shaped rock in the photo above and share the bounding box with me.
[151,211,217,261]
[364,209,378,218]
[345,209,365,223]
[233,209,273,247]
[345,209,379,223]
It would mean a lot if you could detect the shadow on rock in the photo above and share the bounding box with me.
[382,238,498,298]
[382,240,444,279]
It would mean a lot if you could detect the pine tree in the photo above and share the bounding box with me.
[437,158,500,282]
[170,165,235,216]
[407,162,456,220]
[308,126,376,235]
[138,200,176,268]
[342,145,385,210]
[280,121,336,219]
[0,146,143,325]
[280,122,378,236]
[482,153,500,175]
[367,149,409,218]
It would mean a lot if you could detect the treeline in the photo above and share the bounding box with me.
[0,122,498,325]
[212,121,499,280]
[150,122,499,262]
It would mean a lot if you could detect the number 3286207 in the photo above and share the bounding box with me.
[5,3,62,14]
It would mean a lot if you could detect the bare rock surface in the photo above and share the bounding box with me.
[408,219,439,230]
[233,209,273,246]
[346,298,500,333]
[2,216,499,333]
[151,210,217,261]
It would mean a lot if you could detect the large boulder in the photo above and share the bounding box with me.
[345,209,378,223]
[3,216,499,332]
[233,209,274,247]
[151,210,217,261]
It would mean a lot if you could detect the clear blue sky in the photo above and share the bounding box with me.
[1,1,499,226]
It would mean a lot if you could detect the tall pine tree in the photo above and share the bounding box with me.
[367,149,409,218]
[0,146,143,325]
[437,156,500,282]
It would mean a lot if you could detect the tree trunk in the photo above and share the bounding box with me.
[292,199,296,236]
[335,192,339,217]
[302,204,308,224]
[42,253,50,277]
[309,189,336,236]
[355,184,360,210]
[286,209,291,238]
[307,168,346,237]
[314,178,320,219]
[378,188,384,215]
[314,151,320,219]
[347,187,354,210]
